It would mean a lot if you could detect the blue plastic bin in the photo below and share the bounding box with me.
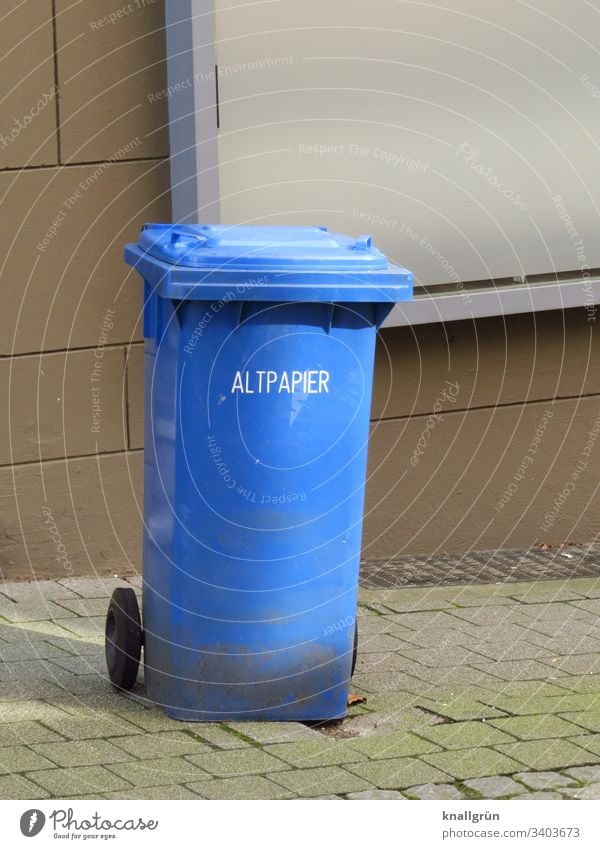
[124,223,412,721]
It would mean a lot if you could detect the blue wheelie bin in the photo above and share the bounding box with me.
[105,224,412,721]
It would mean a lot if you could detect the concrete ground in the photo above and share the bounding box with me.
[1,575,600,800]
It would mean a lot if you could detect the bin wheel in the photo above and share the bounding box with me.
[105,588,142,691]
[351,620,358,677]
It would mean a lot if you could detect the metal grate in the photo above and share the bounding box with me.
[360,544,600,589]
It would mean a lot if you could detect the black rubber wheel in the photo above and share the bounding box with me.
[105,588,142,691]
[351,619,358,677]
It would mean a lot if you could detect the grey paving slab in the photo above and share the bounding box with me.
[226,720,323,744]
[110,732,212,760]
[271,766,372,797]
[190,775,296,799]
[31,739,133,768]
[27,765,132,796]
[0,772,52,799]
[263,740,367,768]
[406,783,464,799]
[107,757,211,788]
[347,789,407,799]
[0,721,63,746]
[185,747,289,777]
[515,771,577,790]
[463,776,526,798]
[347,756,450,789]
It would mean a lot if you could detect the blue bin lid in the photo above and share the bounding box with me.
[125,223,413,303]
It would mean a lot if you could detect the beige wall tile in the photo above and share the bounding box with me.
[0,347,127,466]
[0,159,170,355]
[372,310,600,421]
[0,1,58,168]
[126,343,144,450]
[364,395,600,558]
[55,0,169,162]
[0,451,142,581]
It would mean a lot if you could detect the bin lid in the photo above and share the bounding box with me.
[125,223,413,303]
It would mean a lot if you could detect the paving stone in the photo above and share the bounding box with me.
[561,784,600,799]
[0,680,66,702]
[48,655,106,676]
[27,765,132,796]
[0,659,76,683]
[345,671,424,695]
[555,675,600,695]
[271,766,372,797]
[0,773,51,799]
[568,735,600,759]
[31,739,133,768]
[0,581,79,603]
[515,771,576,790]
[263,740,366,768]
[346,757,450,789]
[346,789,407,799]
[422,749,523,781]
[344,731,440,759]
[419,721,514,750]
[359,634,411,654]
[541,653,600,676]
[470,658,566,682]
[564,764,600,783]
[484,693,600,715]
[0,601,80,623]
[463,776,526,798]
[57,618,105,641]
[41,714,143,740]
[186,747,288,777]
[52,598,117,618]
[226,721,323,744]
[0,701,70,725]
[0,721,62,746]
[110,731,212,760]
[416,697,507,721]
[191,775,296,799]
[512,791,564,799]
[0,641,72,662]
[0,745,57,774]
[107,757,211,787]
[489,715,584,741]
[496,739,596,771]
[105,785,202,800]
[406,783,464,799]
[179,725,252,749]
[57,577,132,598]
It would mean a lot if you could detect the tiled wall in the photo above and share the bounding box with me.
[0,1,170,580]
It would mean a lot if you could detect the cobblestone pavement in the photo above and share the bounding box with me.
[1,576,600,799]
